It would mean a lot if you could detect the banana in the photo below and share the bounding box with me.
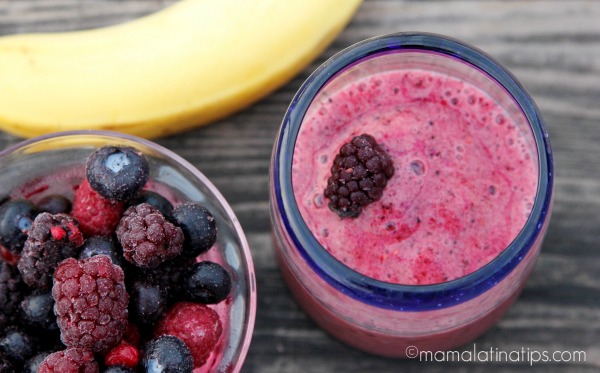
[0,0,362,138]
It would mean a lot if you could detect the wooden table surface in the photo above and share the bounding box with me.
[1,1,599,372]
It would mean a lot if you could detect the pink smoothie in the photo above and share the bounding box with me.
[292,69,538,285]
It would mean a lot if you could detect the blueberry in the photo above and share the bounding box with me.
[0,351,15,373]
[18,293,58,332]
[103,366,136,373]
[171,202,216,258]
[129,278,168,325]
[78,236,122,266]
[86,146,149,202]
[184,261,231,304]
[130,190,174,218]
[142,335,193,373]
[0,200,38,254]
[37,194,72,214]
[0,328,36,363]
[23,351,51,373]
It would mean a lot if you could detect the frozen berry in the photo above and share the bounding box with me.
[78,236,122,266]
[86,146,149,202]
[24,351,51,373]
[18,292,58,332]
[103,366,135,373]
[38,347,98,373]
[0,199,38,254]
[37,195,72,215]
[183,261,231,304]
[52,256,128,353]
[156,302,222,367]
[0,245,19,266]
[71,179,125,237]
[0,327,37,363]
[104,341,138,369]
[142,335,193,373]
[171,202,217,258]
[17,213,83,290]
[129,190,173,218]
[129,278,168,325]
[324,133,395,218]
[116,203,184,269]
[0,351,15,373]
[0,261,25,330]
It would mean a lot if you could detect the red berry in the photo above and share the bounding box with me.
[50,226,66,241]
[104,341,139,369]
[155,302,222,367]
[71,180,124,237]
[38,347,98,373]
[0,245,19,265]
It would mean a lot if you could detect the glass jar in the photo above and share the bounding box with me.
[270,33,553,357]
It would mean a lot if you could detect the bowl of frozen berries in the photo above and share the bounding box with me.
[0,130,257,372]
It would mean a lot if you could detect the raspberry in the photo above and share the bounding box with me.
[0,261,25,330]
[104,341,139,369]
[324,134,395,218]
[52,256,128,353]
[116,203,184,269]
[156,302,222,367]
[17,213,83,290]
[38,347,98,373]
[86,146,149,202]
[71,180,125,237]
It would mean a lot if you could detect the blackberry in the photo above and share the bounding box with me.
[324,133,395,218]
[116,203,184,269]
[37,195,72,215]
[18,292,58,332]
[141,335,193,373]
[129,277,168,325]
[0,261,25,330]
[0,327,37,364]
[129,190,174,219]
[78,236,122,266]
[17,213,84,290]
[171,202,217,258]
[183,261,231,304]
[24,351,52,373]
[0,199,38,254]
[86,146,149,202]
[38,347,98,373]
[52,256,128,353]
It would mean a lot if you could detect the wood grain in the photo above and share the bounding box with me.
[1,1,599,372]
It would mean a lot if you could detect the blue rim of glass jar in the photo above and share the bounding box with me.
[272,32,553,311]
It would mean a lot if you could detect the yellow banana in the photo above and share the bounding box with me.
[0,0,362,138]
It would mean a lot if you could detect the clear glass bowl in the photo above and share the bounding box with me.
[0,130,257,372]
[270,32,553,357]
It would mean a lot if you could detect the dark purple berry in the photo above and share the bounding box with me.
[78,236,122,266]
[23,351,51,373]
[183,261,231,304]
[142,335,193,373]
[324,134,394,218]
[18,293,58,332]
[129,278,168,325]
[0,261,25,330]
[0,199,38,254]
[37,195,72,215]
[103,366,135,373]
[86,146,149,202]
[129,190,174,218]
[171,202,217,258]
[0,351,15,373]
[0,328,37,364]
